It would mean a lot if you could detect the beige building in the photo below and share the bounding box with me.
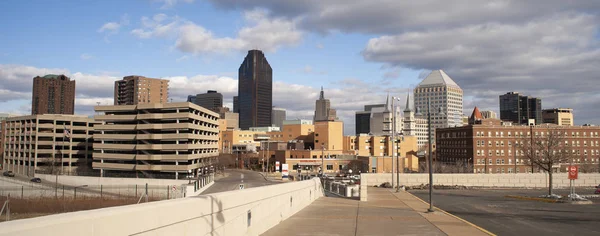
[543,108,573,126]
[314,121,343,151]
[2,114,95,176]
[93,102,219,179]
[480,110,497,119]
[114,75,169,105]
[344,134,419,173]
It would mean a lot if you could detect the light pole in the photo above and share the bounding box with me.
[321,143,326,176]
[416,97,444,212]
[391,96,402,192]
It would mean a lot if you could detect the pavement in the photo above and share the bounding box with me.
[410,189,600,236]
[201,169,281,195]
[262,187,491,236]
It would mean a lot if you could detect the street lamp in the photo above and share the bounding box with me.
[391,96,402,192]
[416,97,444,212]
[188,169,192,184]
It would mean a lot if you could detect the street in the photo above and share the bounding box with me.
[410,188,600,236]
[201,169,280,194]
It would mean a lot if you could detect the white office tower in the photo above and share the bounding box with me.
[414,70,463,129]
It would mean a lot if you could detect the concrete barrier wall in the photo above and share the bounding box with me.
[361,173,600,188]
[36,174,188,186]
[0,178,324,236]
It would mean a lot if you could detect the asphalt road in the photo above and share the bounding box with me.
[201,169,279,194]
[410,188,600,236]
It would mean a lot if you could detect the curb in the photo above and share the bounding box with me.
[405,191,497,236]
[505,195,559,203]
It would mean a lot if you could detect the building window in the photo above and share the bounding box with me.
[326,165,333,170]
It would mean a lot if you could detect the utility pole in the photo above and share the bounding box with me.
[427,97,434,212]
[514,140,517,173]
[321,143,325,176]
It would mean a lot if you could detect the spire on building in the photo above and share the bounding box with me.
[404,92,412,112]
[384,93,390,112]
[469,106,484,125]
[319,86,324,100]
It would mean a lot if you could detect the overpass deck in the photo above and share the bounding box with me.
[262,187,491,236]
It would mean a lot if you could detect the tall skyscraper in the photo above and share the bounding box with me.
[499,92,542,125]
[271,107,286,128]
[114,76,169,105]
[238,50,272,130]
[31,74,76,115]
[187,90,223,112]
[314,87,337,122]
[414,70,463,129]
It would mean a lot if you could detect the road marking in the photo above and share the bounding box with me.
[406,191,497,236]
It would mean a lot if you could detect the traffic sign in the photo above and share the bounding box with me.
[172,185,177,191]
[568,166,578,180]
[239,184,245,190]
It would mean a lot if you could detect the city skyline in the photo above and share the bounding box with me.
[1,1,599,135]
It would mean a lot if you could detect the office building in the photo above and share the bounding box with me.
[436,107,600,174]
[480,110,497,119]
[344,134,419,173]
[314,87,337,122]
[2,114,95,176]
[187,90,223,112]
[114,75,169,105]
[93,102,219,179]
[238,50,272,130]
[414,70,463,129]
[271,107,286,128]
[355,104,385,135]
[542,108,574,126]
[31,74,76,115]
[314,121,344,151]
[499,92,542,125]
[368,95,402,136]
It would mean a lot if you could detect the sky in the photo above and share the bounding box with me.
[1,0,599,135]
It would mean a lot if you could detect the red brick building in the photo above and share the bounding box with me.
[32,74,76,115]
[436,107,600,174]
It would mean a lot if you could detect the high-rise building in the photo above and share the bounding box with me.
[355,104,385,135]
[187,90,223,112]
[542,108,573,126]
[480,110,498,119]
[93,102,219,179]
[31,74,76,115]
[499,92,542,125]
[3,114,95,176]
[314,87,337,122]
[114,75,169,105]
[271,107,286,128]
[238,50,272,130]
[414,70,463,129]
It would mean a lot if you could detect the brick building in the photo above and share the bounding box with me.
[114,75,169,105]
[436,107,600,174]
[32,74,76,115]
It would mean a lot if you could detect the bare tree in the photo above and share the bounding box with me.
[519,127,572,195]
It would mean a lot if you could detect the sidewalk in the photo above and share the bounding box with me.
[261,187,492,236]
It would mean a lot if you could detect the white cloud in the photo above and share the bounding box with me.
[131,10,302,54]
[80,53,93,60]
[98,14,130,35]
[316,43,324,49]
[97,22,121,33]
[156,0,195,9]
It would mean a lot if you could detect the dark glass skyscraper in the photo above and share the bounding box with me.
[238,50,272,129]
[499,92,542,125]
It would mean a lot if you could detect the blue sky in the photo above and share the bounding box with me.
[1,0,599,134]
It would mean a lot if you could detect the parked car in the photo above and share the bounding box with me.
[595,188,600,194]
[30,177,42,183]
[3,171,15,177]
